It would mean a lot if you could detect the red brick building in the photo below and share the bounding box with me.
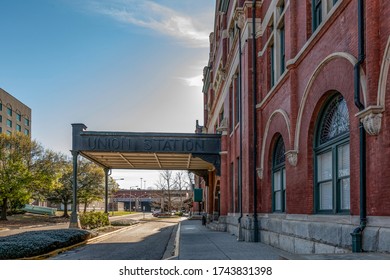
[201,0,390,254]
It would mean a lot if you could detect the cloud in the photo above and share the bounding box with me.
[178,75,204,87]
[88,0,211,47]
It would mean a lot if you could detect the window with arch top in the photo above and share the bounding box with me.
[272,135,286,212]
[315,93,350,213]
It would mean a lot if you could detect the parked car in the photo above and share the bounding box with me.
[152,209,161,217]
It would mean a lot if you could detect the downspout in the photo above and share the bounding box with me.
[351,0,366,253]
[236,22,244,241]
[252,0,259,242]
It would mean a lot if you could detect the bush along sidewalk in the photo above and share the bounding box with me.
[0,229,92,259]
[79,211,110,229]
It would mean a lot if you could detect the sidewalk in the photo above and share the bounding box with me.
[2,216,390,260]
[176,219,294,260]
[175,219,390,260]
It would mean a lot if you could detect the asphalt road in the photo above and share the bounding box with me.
[51,217,179,260]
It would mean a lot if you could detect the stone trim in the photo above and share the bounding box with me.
[258,109,291,180]
[355,105,384,136]
[293,52,367,153]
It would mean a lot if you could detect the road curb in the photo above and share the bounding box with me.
[162,218,182,260]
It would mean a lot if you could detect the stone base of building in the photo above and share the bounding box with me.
[216,213,390,254]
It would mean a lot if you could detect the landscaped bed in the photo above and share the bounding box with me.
[0,229,92,259]
[0,213,140,259]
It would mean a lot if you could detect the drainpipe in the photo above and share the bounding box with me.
[236,21,244,241]
[351,0,366,253]
[252,0,259,242]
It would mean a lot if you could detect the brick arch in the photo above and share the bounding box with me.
[377,35,390,108]
[294,52,367,152]
[259,109,291,179]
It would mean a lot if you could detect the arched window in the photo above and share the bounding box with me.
[272,135,286,212]
[315,94,350,213]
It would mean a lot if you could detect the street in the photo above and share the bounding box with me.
[50,215,179,260]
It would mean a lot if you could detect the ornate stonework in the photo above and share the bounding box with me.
[356,105,384,136]
[216,118,228,134]
[256,168,263,180]
[235,12,245,29]
[285,150,298,167]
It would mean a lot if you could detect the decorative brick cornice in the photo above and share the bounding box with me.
[355,105,384,136]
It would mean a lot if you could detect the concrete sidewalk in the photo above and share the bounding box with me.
[176,219,294,260]
[175,219,390,260]
[2,216,390,260]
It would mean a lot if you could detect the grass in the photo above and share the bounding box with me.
[109,211,135,216]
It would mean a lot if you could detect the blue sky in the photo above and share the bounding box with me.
[0,0,215,188]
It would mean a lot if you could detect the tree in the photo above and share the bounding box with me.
[0,134,60,220]
[77,160,105,213]
[175,171,190,210]
[46,157,73,218]
[155,170,176,212]
[30,150,68,204]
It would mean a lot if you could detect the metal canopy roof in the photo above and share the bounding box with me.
[72,124,221,174]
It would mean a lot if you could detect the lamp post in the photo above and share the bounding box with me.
[140,177,143,189]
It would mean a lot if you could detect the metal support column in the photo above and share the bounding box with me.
[104,168,109,214]
[69,151,80,228]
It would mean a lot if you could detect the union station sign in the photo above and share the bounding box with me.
[71,123,221,172]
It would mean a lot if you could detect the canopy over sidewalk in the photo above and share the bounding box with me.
[69,123,221,228]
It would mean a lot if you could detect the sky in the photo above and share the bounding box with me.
[0,0,215,189]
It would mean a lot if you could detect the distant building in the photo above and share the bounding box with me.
[0,88,31,136]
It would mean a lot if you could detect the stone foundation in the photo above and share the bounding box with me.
[215,214,390,254]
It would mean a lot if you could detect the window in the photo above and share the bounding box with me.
[24,129,29,136]
[0,115,2,123]
[0,103,2,111]
[315,94,350,213]
[6,130,11,135]
[6,119,12,128]
[234,74,240,126]
[272,136,286,212]
[24,118,29,126]
[16,124,21,132]
[16,113,21,122]
[313,0,322,30]
[270,43,275,88]
[218,0,230,13]
[267,0,286,90]
[279,24,285,74]
[312,0,339,31]
[7,107,12,117]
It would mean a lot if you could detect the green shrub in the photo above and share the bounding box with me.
[79,211,110,229]
[0,229,91,259]
[110,220,138,226]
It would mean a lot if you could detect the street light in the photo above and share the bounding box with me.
[140,177,143,189]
